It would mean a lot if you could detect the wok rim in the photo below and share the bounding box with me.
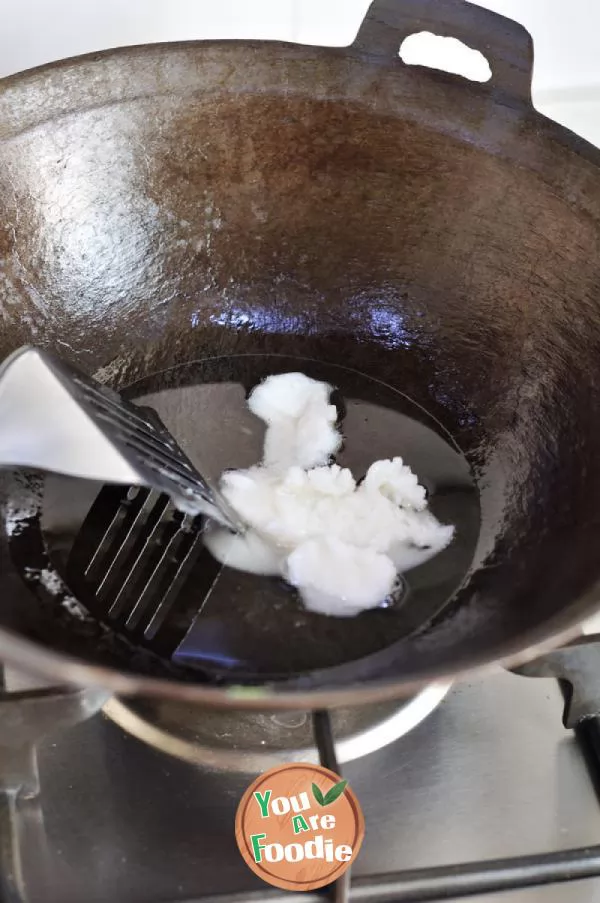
[0,615,587,710]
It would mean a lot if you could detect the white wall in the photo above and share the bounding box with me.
[0,0,596,96]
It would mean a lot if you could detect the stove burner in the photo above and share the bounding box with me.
[102,682,451,771]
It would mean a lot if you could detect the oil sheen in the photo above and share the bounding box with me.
[122,354,481,677]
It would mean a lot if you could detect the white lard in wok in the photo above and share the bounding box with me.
[205,373,454,617]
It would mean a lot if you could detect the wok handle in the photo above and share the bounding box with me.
[352,0,533,105]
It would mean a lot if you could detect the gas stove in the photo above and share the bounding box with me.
[3,662,600,903]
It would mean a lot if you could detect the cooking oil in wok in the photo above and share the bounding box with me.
[114,354,481,678]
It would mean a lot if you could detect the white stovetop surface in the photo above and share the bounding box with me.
[2,0,600,632]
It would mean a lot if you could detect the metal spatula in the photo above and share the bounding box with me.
[0,346,241,531]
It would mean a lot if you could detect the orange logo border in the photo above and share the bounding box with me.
[235,762,365,892]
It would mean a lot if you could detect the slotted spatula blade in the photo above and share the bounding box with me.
[0,346,241,531]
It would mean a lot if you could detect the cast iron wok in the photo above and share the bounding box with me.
[0,0,599,711]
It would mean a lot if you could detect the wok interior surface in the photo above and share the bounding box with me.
[1,34,600,696]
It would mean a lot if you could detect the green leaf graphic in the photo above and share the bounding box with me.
[312,783,326,806]
[323,779,348,806]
